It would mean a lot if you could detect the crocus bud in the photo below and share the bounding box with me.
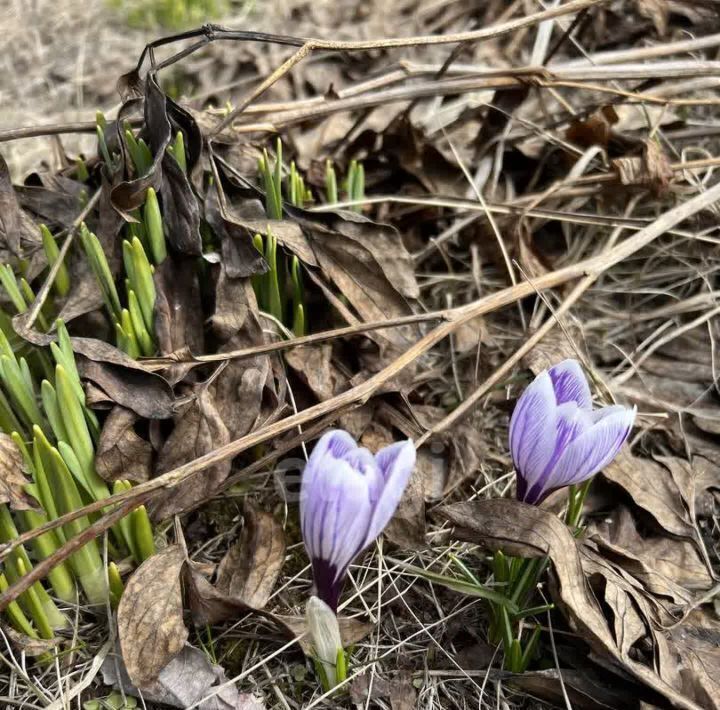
[300,430,415,611]
[306,595,344,689]
[509,359,635,505]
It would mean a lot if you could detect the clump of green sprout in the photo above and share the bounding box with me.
[255,139,307,336]
[0,213,165,641]
[324,158,365,212]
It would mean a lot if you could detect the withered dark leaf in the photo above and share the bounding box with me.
[285,345,342,402]
[0,623,59,657]
[153,256,205,359]
[161,145,202,255]
[112,74,202,255]
[0,151,40,258]
[203,187,267,278]
[149,388,231,521]
[602,450,697,540]
[73,338,175,419]
[104,642,264,710]
[95,406,154,483]
[0,433,39,510]
[118,545,188,687]
[216,506,286,609]
[16,178,85,229]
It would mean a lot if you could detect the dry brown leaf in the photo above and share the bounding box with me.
[149,388,231,521]
[510,668,640,709]
[118,545,188,688]
[637,0,669,35]
[350,671,417,710]
[216,506,286,609]
[566,106,619,149]
[588,506,711,603]
[285,345,344,402]
[0,433,38,510]
[0,623,59,657]
[104,643,264,710]
[601,449,696,540]
[72,337,175,419]
[0,151,40,258]
[613,140,673,196]
[95,406,154,483]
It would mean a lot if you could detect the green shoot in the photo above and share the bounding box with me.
[40,225,70,297]
[143,187,167,265]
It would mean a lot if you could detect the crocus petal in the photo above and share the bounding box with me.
[342,446,383,502]
[549,406,636,488]
[314,429,358,461]
[300,430,358,538]
[548,359,592,410]
[303,458,372,576]
[365,439,415,544]
[509,371,557,490]
[522,402,592,504]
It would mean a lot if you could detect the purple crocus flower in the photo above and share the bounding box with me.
[300,429,416,612]
[509,359,636,505]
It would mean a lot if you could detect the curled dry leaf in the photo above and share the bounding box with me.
[0,623,59,657]
[149,387,231,521]
[216,506,286,610]
[112,74,202,255]
[438,498,712,710]
[285,344,344,402]
[613,140,673,196]
[104,643,265,710]
[95,406,154,483]
[601,450,698,540]
[118,545,188,688]
[0,151,40,259]
[0,433,39,510]
[203,187,267,279]
[75,341,175,419]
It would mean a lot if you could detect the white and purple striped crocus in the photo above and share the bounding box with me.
[300,429,416,611]
[509,359,636,505]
